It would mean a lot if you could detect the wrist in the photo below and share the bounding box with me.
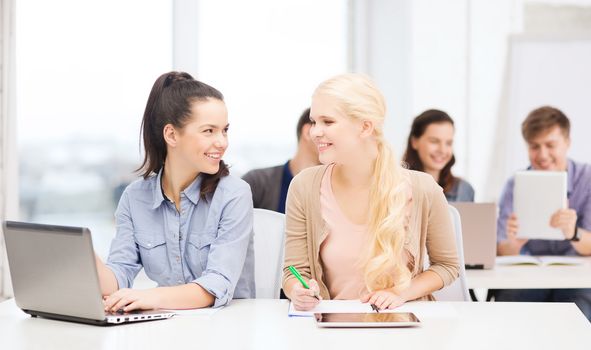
[286,279,300,299]
[506,239,525,255]
[570,226,580,242]
[390,286,409,303]
[516,240,527,251]
[150,287,164,309]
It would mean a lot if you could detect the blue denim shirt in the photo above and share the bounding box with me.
[445,178,475,202]
[106,170,255,307]
[497,159,591,256]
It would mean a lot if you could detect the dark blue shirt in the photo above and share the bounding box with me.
[277,161,294,214]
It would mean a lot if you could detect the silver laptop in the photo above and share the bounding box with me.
[449,203,497,269]
[3,221,175,325]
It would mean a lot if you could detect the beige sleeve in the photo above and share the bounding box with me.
[424,181,460,287]
[282,174,312,289]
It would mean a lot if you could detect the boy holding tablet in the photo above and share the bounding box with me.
[495,106,591,319]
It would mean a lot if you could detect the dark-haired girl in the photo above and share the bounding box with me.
[96,72,254,312]
[403,109,474,202]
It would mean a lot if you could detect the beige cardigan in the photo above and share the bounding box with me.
[282,164,459,300]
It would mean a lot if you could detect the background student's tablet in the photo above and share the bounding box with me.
[314,312,420,328]
[514,171,567,240]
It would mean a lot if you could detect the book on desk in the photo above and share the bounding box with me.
[496,255,585,266]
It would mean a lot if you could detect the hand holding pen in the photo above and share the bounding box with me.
[288,265,321,311]
[361,288,407,311]
[370,303,380,313]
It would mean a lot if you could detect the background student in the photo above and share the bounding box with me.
[495,106,591,319]
[282,74,459,311]
[403,109,474,202]
[242,108,320,213]
[95,71,255,312]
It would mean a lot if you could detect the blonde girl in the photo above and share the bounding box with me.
[282,74,459,311]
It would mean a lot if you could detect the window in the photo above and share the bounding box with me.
[17,0,172,256]
[16,0,348,258]
[195,0,349,174]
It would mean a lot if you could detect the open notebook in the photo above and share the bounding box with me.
[288,300,457,319]
[496,255,586,266]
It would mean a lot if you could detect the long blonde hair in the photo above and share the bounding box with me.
[313,73,411,293]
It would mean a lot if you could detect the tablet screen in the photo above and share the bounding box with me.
[514,170,567,240]
[314,312,420,328]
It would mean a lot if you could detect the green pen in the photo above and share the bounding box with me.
[288,265,320,300]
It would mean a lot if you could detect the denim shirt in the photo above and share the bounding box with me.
[106,170,255,307]
[445,178,475,202]
[497,159,591,256]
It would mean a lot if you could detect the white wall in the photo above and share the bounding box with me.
[467,0,523,200]
[172,0,199,75]
[502,37,591,177]
[410,0,470,176]
[354,0,517,199]
[173,0,349,175]
[357,0,414,161]
[354,0,591,202]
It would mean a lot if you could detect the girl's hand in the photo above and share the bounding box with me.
[103,288,162,313]
[290,279,321,311]
[361,288,407,310]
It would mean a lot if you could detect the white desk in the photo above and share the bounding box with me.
[0,299,589,349]
[466,257,591,289]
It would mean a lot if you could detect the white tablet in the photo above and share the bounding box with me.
[314,312,420,328]
[514,171,567,240]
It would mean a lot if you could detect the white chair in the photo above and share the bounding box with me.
[430,205,471,301]
[252,208,286,299]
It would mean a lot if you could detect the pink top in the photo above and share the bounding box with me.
[319,164,369,299]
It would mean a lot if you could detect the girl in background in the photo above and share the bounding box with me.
[403,109,475,202]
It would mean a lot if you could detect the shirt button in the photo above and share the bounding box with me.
[176,256,180,262]
[147,243,152,247]
[177,280,182,284]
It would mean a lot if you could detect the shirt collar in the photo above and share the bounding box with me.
[152,168,203,209]
[282,160,294,181]
[152,169,167,209]
[183,174,203,205]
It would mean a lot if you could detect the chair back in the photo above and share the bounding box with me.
[430,205,471,301]
[253,208,286,298]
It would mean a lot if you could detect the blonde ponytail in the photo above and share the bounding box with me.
[313,73,412,293]
[362,139,411,292]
